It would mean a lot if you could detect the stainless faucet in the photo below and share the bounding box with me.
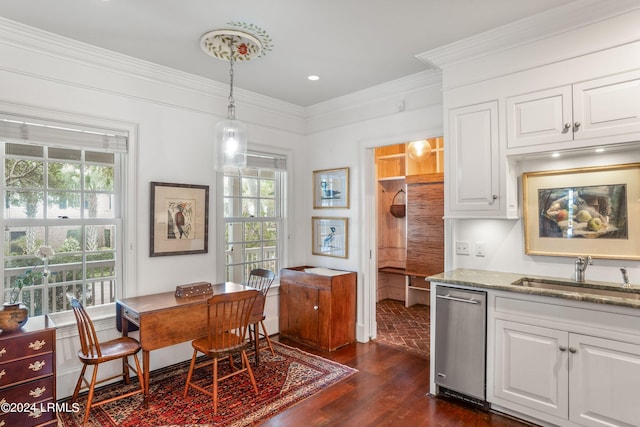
[575,256,592,283]
[621,267,631,288]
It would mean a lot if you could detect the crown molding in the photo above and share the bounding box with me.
[0,16,305,120]
[416,0,640,70]
[307,70,442,118]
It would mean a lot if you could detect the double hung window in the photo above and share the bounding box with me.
[2,117,126,315]
[223,152,286,283]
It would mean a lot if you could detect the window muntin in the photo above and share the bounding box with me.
[223,166,282,283]
[3,142,120,315]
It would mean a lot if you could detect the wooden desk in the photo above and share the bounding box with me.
[116,282,252,398]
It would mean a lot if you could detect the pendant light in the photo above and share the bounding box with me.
[215,37,247,169]
[407,139,432,160]
[200,24,272,170]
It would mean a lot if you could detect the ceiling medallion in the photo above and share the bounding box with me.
[200,22,272,62]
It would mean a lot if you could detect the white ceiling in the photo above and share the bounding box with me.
[0,0,578,107]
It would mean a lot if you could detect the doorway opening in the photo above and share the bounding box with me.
[372,137,444,356]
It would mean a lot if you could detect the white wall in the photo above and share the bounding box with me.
[0,18,306,398]
[305,76,444,341]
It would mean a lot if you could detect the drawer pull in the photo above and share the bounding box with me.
[28,408,43,419]
[0,369,5,379]
[1,419,5,426]
[29,386,47,398]
[0,398,6,405]
[0,347,5,358]
[29,360,46,371]
[29,340,46,351]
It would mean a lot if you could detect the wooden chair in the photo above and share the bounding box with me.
[67,294,145,424]
[246,268,276,365]
[183,289,259,414]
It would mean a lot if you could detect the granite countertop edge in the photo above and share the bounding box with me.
[428,268,640,310]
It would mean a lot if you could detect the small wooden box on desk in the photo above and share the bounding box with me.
[279,266,356,351]
[0,315,57,427]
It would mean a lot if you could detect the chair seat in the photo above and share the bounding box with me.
[78,336,141,364]
[192,332,246,357]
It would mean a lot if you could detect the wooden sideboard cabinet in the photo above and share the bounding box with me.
[279,266,356,351]
[0,315,57,427]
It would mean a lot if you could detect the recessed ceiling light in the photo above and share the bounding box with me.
[595,148,605,153]
[307,75,319,81]
[551,152,560,158]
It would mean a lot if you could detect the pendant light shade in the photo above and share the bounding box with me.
[407,139,432,160]
[216,116,247,169]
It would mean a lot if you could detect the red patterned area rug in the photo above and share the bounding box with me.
[59,342,357,426]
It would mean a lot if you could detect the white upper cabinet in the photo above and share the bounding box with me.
[446,101,501,216]
[507,70,640,153]
[506,86,573,148]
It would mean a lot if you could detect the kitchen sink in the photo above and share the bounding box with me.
[511,278,640,301]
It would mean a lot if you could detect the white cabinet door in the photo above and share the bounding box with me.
[506,86,573,149]
[494,320,569,419]
[569,334,640,427]
[446,101,501,215]
[573,70,640,141]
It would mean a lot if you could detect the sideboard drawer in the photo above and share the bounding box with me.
[0,398,56,426]
[0,376,54,404]
[0,353,54,388]
[0,330,54,361]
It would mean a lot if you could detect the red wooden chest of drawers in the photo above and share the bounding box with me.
[0,315,57,427]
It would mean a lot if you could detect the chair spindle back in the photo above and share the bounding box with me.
[67,293,102,358]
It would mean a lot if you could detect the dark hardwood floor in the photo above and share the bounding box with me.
[264,336,533,427]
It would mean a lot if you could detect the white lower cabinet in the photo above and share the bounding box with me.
[494,319,640,427]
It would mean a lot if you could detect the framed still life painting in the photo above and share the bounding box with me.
[150,182,209,256]
[522,163,640,260]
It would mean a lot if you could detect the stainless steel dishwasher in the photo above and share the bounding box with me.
[434,285,487,401]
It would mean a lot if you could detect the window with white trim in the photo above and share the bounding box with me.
[2,117,126,315]
[223,152,286,283]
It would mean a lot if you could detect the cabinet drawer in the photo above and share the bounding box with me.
[0,330,54,361]
[0,353,53,388]
[0,398,56,426]
[0,377,54,404]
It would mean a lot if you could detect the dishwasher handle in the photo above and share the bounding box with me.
[436,293,480,304]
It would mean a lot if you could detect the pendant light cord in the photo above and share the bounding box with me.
[227,37,236,120]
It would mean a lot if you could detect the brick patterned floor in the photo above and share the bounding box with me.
[375,299,430,359]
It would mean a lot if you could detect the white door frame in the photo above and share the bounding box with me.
[358,129,442,342]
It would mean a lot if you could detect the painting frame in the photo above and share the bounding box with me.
[150,181,209,257]
[522,163,640,260]
[312,216,349,258]
[313,167,350,209]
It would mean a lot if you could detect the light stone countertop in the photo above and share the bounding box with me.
[428,268,640,310]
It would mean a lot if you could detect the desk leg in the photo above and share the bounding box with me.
[143,350,150,406]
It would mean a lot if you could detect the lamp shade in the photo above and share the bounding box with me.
[407,139,431,160]
[216,118,247,169]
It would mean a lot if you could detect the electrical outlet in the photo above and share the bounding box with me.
[455,240,470,255]
[476,241,486,257]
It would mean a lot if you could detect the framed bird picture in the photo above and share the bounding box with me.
[150,182,209,256]
[312,217,348,258]
[313,167,349,209]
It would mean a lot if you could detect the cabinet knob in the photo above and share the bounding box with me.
[29,340,46,351]
[313,305,319,311]
[573,122,581,132]
[28,360,46,371]
[0,347,5,358]
[0,369,4,378]
[489,194,498,205]
[29,386,47,398]
[559,345,567,352]
[563,123,571,133]
[569,347,577,354]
